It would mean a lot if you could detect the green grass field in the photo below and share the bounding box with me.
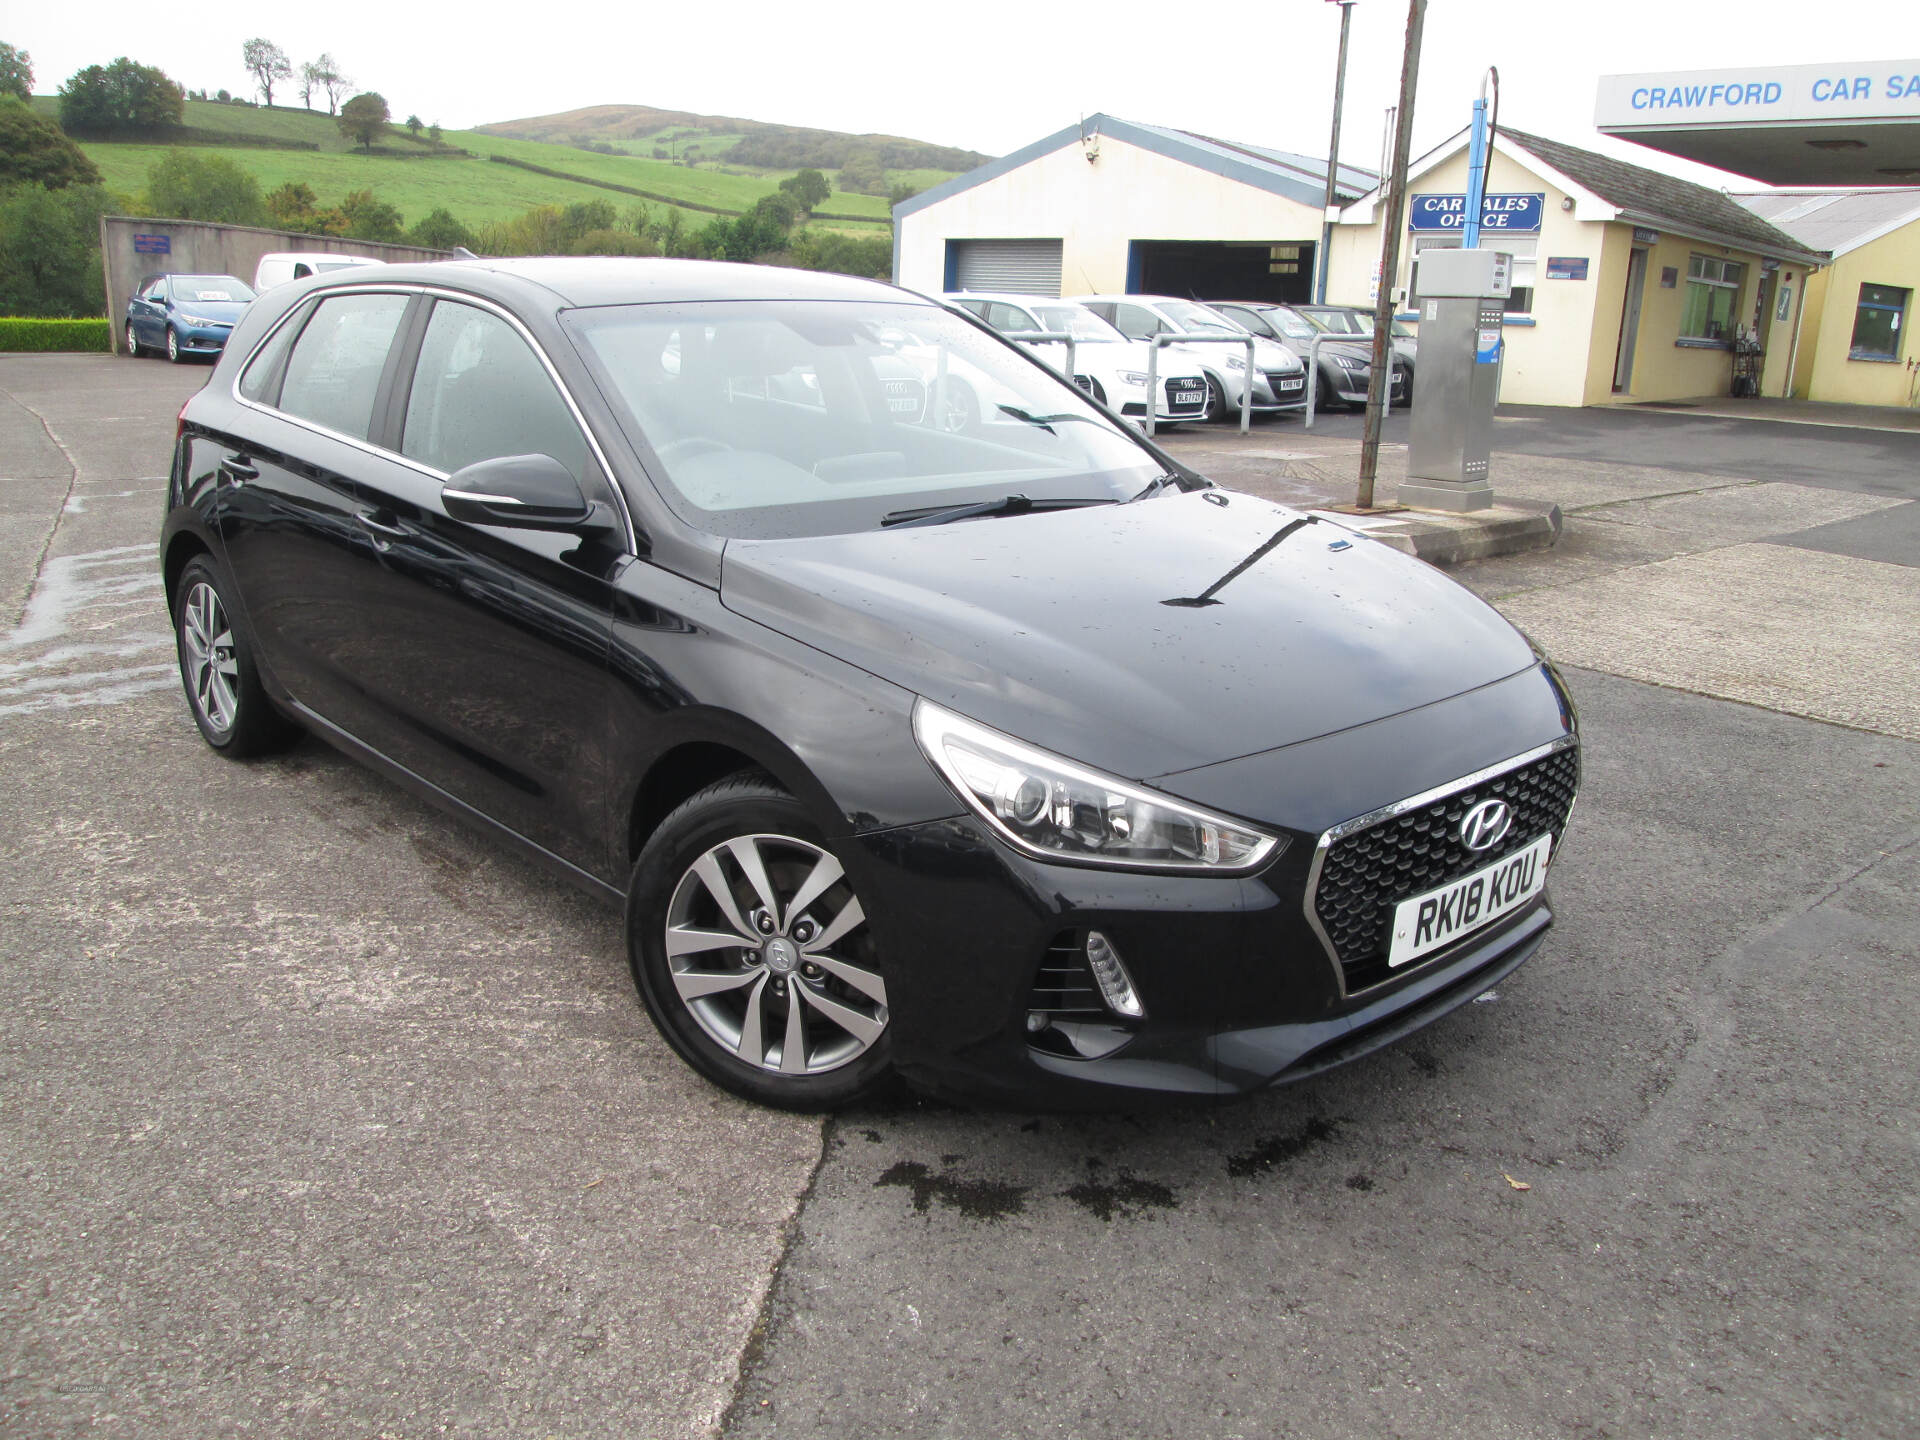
[38,98,931,233]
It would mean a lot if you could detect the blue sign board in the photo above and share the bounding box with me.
[1409,193,1545,233]
[1545,256,1589,280]
[133,233,171,254]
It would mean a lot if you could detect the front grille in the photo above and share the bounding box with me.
[1165,378,1205,412]
[1026,931,1107,1021]
[1313,746,1579,991]
[1265,370,1305,394]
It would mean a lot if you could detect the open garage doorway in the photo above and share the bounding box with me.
[1126,240,1315,302]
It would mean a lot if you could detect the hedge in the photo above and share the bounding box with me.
[0,318,113,353]
[482,154,879,224]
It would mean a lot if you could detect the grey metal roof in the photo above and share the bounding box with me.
[1729,189,1920,258]
[894,114,1376,221]
[1498,128,1824,262]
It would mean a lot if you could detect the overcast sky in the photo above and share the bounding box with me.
[13,1,1919,188]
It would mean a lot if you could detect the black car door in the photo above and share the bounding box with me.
[214,289,420,744]
[334,295,621,874]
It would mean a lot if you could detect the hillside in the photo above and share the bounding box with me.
[35,98,924,234]
[477,103,990,174]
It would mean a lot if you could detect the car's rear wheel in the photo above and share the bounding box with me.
[174,556,296,756]
[125,321,144,358]
[628,774,892,1110]
[165,327,182,363]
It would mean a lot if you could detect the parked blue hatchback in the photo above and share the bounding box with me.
[125,273,256,363]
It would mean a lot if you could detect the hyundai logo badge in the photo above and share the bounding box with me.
[1460,799,1513,852]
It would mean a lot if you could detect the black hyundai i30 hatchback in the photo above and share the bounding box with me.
[161,258,1578,1111]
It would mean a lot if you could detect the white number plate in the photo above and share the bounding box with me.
[1387,833,1551,968]
[1280,377,1303,391]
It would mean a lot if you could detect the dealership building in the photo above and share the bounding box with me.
[895,61,1920,409]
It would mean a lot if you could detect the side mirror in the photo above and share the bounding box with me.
[442,453,610,533]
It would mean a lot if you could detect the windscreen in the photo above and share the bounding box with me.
[1263,307,1320,340]
[170,276,256,303]
[565,300,1162,539]
[1159,301,1242,335]
[1030,304,1125,343]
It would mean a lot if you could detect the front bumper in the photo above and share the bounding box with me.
[175,323,234,354]
[854,667,1578,1108]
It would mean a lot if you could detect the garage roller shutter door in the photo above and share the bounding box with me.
[952,239,1063,295]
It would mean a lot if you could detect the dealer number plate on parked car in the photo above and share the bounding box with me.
[1387,833,1551,968]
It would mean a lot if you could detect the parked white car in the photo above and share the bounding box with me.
[945,293,1210,424]
[252,252,386,293]
[1069,294,1307,420]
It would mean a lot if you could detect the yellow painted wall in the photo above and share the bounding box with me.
[895,136,1321,298]
[1328,145,1793,407]
[1798,221,1920,405]
[1792,265,1833,398]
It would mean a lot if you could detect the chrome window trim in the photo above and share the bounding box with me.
[227,282,639,555]
[1301,734,1578,999]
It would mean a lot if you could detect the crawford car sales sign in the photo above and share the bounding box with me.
[1409,193,1544,233]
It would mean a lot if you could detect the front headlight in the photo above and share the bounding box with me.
[913,701,1281,872]
[181,314,220,327]
[1117,370,1150,387]
[1223,354,1247,371]
[1331,354,1365,370]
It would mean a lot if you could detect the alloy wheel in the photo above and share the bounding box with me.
[125,322,140,358]
[166,328,180,363]
[179,580,239,733]
[663,833,887,1076]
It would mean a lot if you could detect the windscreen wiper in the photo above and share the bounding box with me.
[1128,473,1191,503]
[880,494,1115,529]
[994,404,1105,434]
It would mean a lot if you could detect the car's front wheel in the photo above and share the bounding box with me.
[125,321,144,358]
[1201,374,1228,423]
[628,774,892,1110]
[165,327,183,363]
[173,555,296,756]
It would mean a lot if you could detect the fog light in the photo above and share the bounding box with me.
[1026,1011,1050,1034]
[1083,931,1144,1020]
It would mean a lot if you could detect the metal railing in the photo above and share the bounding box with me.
[1145,333,1257,436]
[1301,333,1379,429]
[1000,331,1081,398]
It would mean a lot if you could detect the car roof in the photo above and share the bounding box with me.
[946,292,1082,307]
[303,256,916,311]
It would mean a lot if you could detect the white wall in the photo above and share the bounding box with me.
[896,136,1323,298]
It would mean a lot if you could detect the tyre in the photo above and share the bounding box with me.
[166,327,183,363]
[125,321,144,358]
[627,773,892,1110]
[173,555,297,756]
[935,378,978,433]
[1201,374,1228,423]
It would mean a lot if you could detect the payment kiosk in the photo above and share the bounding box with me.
[1403,247,1512,512]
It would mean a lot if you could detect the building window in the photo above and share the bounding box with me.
[1680,255,1746,343]
[1849,283,1909,361]
[1409,234,1535,315]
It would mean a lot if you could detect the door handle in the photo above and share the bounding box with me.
[218,456,258,483]
[354,509,410,540]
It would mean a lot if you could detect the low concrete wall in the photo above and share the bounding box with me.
[99,217,450,354]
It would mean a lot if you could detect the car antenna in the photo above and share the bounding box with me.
[451,246,480,261]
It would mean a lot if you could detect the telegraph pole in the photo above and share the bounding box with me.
[1355,0,1426,510]
[1316,0,1356,305]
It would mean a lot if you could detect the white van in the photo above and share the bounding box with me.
[252,252,386,293]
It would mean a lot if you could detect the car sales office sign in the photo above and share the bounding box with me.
[1409,193,1544,233]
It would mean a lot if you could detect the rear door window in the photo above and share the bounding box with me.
[275,292,411,441]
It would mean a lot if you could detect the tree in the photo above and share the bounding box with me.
[835,150,885,196]
[58,57,185,135]
[404,113,422,137]
[0,181,111,316]
[0,42,32,101]
[427,121,441,143]
[265,180,321,231]
[313,54,351,115]
[0,96,102,189]
[297,60,320,109]
[241,39,290,107]
[337,91,389,152]
[339,188,403,241]
[778,168,831,212]
[406,207,474,251]
[145,149,265,224]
